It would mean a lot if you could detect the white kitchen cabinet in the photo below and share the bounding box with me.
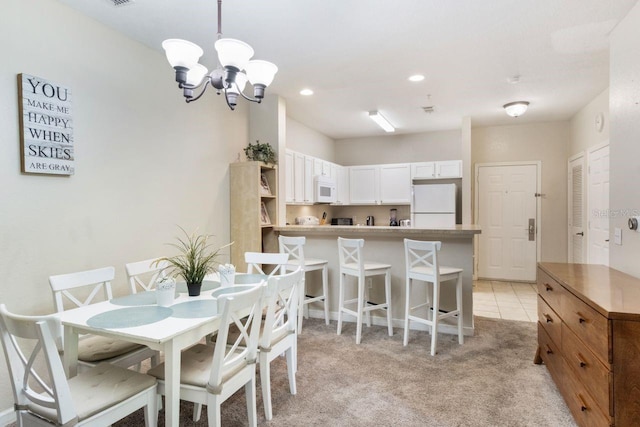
[313,158,331,177]
[285,150,294,203]
[331,164,349,205]
[379,163,411,203]
[303,156,314,203]
[349,166,379,204]
[349,163,410,205]
[293,152,306,203]
[411,160,462,179]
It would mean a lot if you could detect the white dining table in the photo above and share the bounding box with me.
[56,275,266,427]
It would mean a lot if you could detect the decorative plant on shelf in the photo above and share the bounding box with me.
[154,226,232,296]
[244,140,277,164]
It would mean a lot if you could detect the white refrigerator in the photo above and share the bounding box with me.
[411,183,456,227]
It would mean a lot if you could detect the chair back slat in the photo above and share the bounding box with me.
[125,258,169,293]
[278,236,306,266]
[0,304,76,425]
[244,252,289,277]
[208,284,265,392]
[404,239,442,277]
[338,237,365,271]
[261,269,302,350]
[49,266,115,312]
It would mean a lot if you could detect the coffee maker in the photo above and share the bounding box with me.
[389,208,399,226]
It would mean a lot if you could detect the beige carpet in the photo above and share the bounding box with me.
[113,316,576,426]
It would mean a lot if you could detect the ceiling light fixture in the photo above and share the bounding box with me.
[300,89,314,96]
[408,74,425,82]
[369,111,395,132]
[161,0,278,110]
[503,101,529,118]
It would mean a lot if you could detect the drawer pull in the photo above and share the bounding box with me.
[576,353,587,368]
[544,283,553,292]
[544,313,553,323]
[545,345,553,355]
[576,312,587,324]
[577,394,588,412]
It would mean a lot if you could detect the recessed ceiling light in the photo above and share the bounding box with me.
[300,89,314,96]
[408,74,425,82]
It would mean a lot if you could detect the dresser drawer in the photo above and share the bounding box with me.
[562,359,612,427]
[537,268,564,314]
[538,295,561,346]
[561,292,610,366]
[562,323,612,417]
[538,322,563,386]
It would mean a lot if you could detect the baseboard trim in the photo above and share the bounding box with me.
[0,407,15,426]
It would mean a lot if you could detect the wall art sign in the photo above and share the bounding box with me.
[18,73,74,175]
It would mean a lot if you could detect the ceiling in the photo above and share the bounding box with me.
[56,0,637,139]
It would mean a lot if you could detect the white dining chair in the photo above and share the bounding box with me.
[337,237,393,344]
[259,268,303,420]
[403,239,463,355]
[245,251,289,277]
[278,235,330,333]
[125,257,169,293]
[49,266,158,372]
[147,284,265,427]
[0,304,158,427]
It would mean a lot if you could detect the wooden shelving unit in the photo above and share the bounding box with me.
[230,161,278,272]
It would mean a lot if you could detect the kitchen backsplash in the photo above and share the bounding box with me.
[286,205,411,226]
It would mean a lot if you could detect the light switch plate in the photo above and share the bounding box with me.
[614,227,622,245]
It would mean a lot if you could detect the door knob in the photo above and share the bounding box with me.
[576,232,584,236]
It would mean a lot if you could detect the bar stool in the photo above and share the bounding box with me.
[279,236,330,333]
[403,238,463,356]
[337,237,393,344]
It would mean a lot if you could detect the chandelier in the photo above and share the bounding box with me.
[161,0,278,110]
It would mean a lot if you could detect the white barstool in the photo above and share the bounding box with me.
[279,236,329,333]
[403,239,463,356]
[337,237,393,344]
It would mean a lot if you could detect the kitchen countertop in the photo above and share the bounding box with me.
[275,224,481,237]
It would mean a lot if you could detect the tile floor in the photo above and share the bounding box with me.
[473,279,538,322]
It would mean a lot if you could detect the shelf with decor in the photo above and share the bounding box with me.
[230,161,278,272]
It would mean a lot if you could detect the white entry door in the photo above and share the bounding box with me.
[587,144,610,266]
[568,154,586,263]
[476,164,539,281]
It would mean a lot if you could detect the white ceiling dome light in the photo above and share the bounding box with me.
[503,101,530,118]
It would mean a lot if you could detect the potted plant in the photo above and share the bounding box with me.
[154,227,232,296]
[244,140,277,164]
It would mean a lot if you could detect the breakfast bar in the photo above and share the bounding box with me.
[274,225,481,335]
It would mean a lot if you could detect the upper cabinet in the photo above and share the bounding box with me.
[411,160,462,179]
[285,150,294,203]
[349,163,411,205]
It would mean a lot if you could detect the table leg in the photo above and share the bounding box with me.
[164,340,180,427]
[63,325,78,378]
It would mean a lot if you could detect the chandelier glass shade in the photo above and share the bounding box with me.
[162,1,278,110]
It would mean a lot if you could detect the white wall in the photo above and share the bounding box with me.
[569,88,610,157]
[286,117,335,161]
[335,130,461,166]
[472,122,570,263]
[609,2,640,276]
[0,0,248,410]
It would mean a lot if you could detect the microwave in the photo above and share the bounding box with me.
[314,175,337,203]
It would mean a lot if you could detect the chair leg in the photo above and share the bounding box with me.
[246,374,258,427]
[456,274,464,345]
[298,275,306,334]
[286,346,297,395]
[385,269,393,336]
[144,389,157,427]
[364,281,371,328]
[207,395,222,427]
[193,402,203,421]
[322,264,330,325]
[260,355,273,420]
[431,281,440,356]
[337,273,344,335]
[403,277,411,346]
[356,275,365,344]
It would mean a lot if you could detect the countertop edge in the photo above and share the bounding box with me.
[274,225,481,236]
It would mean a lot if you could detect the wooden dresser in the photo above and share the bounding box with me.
[535,263,640,427]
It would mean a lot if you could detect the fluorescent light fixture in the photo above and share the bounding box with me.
[408,74,425,82]
[503,101,529,117]
[300,88,314,96]
[368,111,395,132]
